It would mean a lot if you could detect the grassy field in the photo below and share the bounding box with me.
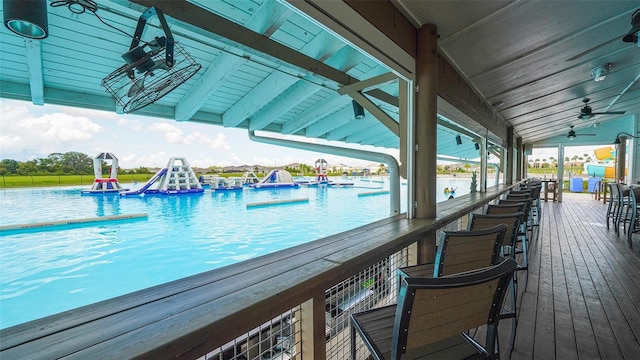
[0,174,155,188]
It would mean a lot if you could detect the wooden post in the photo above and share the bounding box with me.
[616,136,627,183]
[506,126,514,184]
[516,137,523,181]
[414,24,438,263]
[297,293,326,359]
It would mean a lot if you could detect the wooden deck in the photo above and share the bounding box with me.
[509,193,640,359]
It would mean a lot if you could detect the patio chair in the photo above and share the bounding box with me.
[519,184,542,225]
[606,182,622,231]
[469,212,524,348]
[350,259,517,360]
[610,183,631,236]
[626,187,640,249]
[500,198,535,262]
[398,224,507,279]
[485,202,525,216]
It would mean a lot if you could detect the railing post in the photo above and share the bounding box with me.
[297,293,326,359]
[417,229,436,264]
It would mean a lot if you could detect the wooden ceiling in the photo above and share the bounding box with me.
[1,0,638,157]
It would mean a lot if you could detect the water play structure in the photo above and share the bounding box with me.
[81,152,128,194]
[583,147,619,179]
[302,159,354,187]
[240,171,261,185]
[201,175,244,192]
[249,169,299,189]
[120,157,204,196]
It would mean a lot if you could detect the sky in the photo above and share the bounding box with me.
[0,98,609,169]
[0,99,397,169]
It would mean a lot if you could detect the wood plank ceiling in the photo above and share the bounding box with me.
[1,0,638,159]
[393,0,640,144]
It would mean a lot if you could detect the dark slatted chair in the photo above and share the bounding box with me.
[606,182,622,231]
[469,212,524,348]
[500,197,534,271]
[486,202,525,216]
[610,183,632,236]
[626,187,640,249]
[398,224,507,279]
[518,184,542,225]
[351,259,517,360]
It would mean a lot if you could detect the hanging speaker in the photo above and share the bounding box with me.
[352,100,365,119]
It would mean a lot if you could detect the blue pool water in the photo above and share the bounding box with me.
[0,177,470,329]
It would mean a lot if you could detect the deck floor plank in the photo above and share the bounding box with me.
[508,193,640,360]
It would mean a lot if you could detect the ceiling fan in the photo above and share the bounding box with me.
[101,7,201,113]
[567,125,595,140]
[578,98,626,120]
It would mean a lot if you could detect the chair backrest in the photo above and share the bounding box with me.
[609,182,622,201]
[501,198,533,217]
[469,212,523,249]
[509,190,531,196]
[520,185,541,200]
[486,202,525,215]
[393,259,517,359]
[433,224,507,277]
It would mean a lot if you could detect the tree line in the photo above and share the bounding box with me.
[0,152,153,176]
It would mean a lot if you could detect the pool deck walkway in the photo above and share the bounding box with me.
[508,192,640,359]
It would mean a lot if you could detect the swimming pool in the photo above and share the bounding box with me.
[0,177,470,329]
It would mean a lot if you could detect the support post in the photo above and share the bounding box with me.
[516,137,523,181]
[616,136,627,183]
[506,126,514,184]
[414,24,437,263]
[298,294,326,359]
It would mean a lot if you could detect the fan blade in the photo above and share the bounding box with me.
[591,111,626,115]
[127,76,145,97]
[565,36,622,61]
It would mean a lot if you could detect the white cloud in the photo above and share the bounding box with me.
[147,122,188,144]
[187,131,230,150]
[0,102,102,157]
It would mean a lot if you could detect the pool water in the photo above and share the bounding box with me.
[0,177,470,329]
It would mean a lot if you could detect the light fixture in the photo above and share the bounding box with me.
[474,142,480,150]
[352,100,365,119]
[455,135,462,146]
[591,63,611,82]
[613,131,639,144]
[622,9,640,44]
[3,0,48,39]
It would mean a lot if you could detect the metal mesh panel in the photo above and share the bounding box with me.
[202,308,300,360]
[325,248,409,359]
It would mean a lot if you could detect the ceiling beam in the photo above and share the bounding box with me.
[223,71,299,127]
[326,119,372,141]
[282,93,351,134]
[305,106,353,137]
[337,72,398,95]
[132,0,357,90]
[249,81,321,131]
[175,52,245,121]
[350,91,399,136]
[24,39,44,105]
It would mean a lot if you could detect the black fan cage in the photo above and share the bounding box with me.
[102,42,201,113]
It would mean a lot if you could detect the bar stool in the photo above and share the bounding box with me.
[606,183,622,231]
[626,188,640,248]
[611,183,631,235]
